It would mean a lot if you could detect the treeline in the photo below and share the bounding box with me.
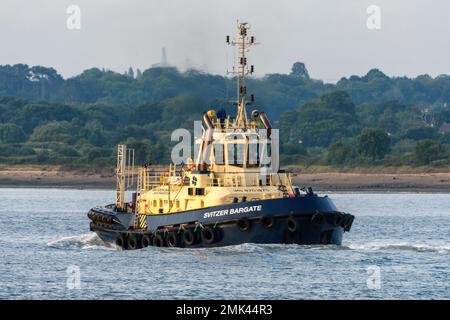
[0,63,449,168]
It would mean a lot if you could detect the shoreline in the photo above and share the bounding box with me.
[0,167,449,192]
[291,172,450,193]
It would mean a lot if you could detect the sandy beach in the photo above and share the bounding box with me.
[0,166,115,189]
[0,166,449,192]
[291,172,450,192]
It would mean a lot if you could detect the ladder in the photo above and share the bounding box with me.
[133,168,147,230]
[115,144,135,211]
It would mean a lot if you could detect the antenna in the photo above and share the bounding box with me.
[226,21,258,128]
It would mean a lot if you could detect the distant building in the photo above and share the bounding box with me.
[152,47,171,68]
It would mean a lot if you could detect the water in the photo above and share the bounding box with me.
[0,188,449,299]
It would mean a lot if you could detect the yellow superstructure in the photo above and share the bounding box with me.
[131,21,294,216]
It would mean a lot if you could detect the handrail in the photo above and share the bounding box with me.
[138,167,290,189]
[139,168,182,190]
[207,172,289,187]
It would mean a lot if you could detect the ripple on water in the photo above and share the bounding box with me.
[0,190,449,299]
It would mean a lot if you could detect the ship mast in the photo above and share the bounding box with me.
[227,21,257,129]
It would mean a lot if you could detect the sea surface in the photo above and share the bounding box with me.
[0,188,449,299]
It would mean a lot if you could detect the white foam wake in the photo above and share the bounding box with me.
[347,242,450,253]
[47,233,114,250]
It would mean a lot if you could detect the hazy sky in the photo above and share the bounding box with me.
[0,0,449,81]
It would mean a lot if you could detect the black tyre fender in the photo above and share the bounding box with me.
[182,228,197,246]
[287,216,298,232]
[328,213,337,226]
[115,233,127,249]
[341,214,350,228]
[141,234,152,248]
[343,214,354,231]
[260,215,275,229]
[127,233,141,250]
[201,226,217,244]
[335,213,343,227]
[237,218,252,232]
[167,231,181,247]
[311,212,325,226]
[152,231,166,247]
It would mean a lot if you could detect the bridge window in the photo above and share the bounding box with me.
[227,137,244,167]
[247,139,260,167]
[195,188,205,196]
[213,143,225,165]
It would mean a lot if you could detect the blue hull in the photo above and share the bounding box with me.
[88,195,354,249]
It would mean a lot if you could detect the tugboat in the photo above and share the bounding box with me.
[88,22,354,249]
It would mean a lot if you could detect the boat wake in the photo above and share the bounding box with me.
[46,236,450,253]
[47,233,115,250]
[195,242,450,254]
[346,242,450,253]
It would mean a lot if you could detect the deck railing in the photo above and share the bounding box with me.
[138,168,290,190]
[207,172,290,187]
[139,168,182,190]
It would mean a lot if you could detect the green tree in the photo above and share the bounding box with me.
[403,127,438,141]
[0,123,26,143]
[124,138,152,164]
[414,140,448,165]
[327,141,356,165]
[30,121,73,143]
[357,128,391,160]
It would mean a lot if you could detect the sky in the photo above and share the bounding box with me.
[0,0,449,82]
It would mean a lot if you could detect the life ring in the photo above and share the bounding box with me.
[287,216,298,232]
[115,233,127,249]
[237,218,251,232]
[127,233,141,250]
[182,228,197,246]
[153,231,166,247]
[311,212,325,226]
[167,231,181,247]
[141,234,152,247]
[260,216,275,229]
[201,226,217,244]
